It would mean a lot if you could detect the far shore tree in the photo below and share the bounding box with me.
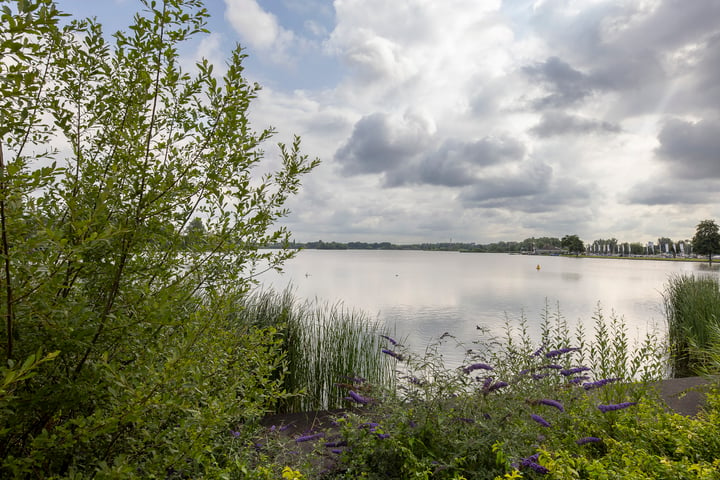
[692,219,720,264]
[561,234,585,256]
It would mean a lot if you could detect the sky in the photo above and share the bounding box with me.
[55,0,720,244]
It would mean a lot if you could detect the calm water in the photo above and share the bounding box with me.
[259,250,718,364]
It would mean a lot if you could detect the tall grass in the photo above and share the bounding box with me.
[663,273,720,377]
[234,289,395,412]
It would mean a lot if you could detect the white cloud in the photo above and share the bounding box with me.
[223,0,295,57]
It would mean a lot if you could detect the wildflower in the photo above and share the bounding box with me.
[346,390,370,405]
[296,433,324,443]
[545,347,580,358]
[230,430,241,438]
[279,423,294,432]
[324,440,348,448]
[576,436,602,445]
[359,422,379,432]
[331,449,343,454]
[538,399,565,412]
[520,454,549,474]
[487,381,509,392]
[540,364,563,370]
[530,414,551,427]
[380,334,399,346]
[568,375,591,384]
[532,373,549,380]
[382,349,404,361]
[462,362,494,374]
[481,376,494,390]
[598,402,637,413]
[560,366,591,376]
[376,433,390,439]
[532,344,546,356]
[583,378,620,390]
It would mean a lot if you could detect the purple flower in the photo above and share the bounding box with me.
[530,414,551,427]
[583,378,620,390]
[376,433,390,439]
[382,349,404,361]
[576,436,602,445]
[532,344,546,357]
[346,390,370,405]
[487,381,509,392]
[360,422,380,432]
[481,376,494,390]
[331,448,343,454]
[532,373,549,380]
[381,335,399,346]
[230,430,241,437]
[279,423,294,431]
[560,366,591,376]
[540,364,563,370]
[598,402,637,413]
[538,399,565,412]
[296,433,324,443]
[325,440,348,448]
[568,375,591,384]
[545,347,580,358]
[520,454,549,474]
[462,362,494,374]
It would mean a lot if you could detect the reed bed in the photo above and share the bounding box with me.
[235,289,395,413]
[663,273,720,377]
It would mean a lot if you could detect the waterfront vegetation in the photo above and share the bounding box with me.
[233,289,396,413]
[3,1,720,478]
[248,303,720,479]
[664,274,720,377]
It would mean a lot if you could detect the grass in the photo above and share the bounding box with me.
[234,288,396,413]
[663,273,720,377]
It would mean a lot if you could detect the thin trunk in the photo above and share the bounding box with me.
[0,144,14,360]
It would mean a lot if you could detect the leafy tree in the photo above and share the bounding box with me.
[0,0,317,476]
[692,219,720,264]
[561,234,584,256]
[183,216,207,248]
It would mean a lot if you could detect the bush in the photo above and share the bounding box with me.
[0,0,317,476]
[260,304,671,479]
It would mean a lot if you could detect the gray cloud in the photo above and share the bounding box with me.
[522,56,600,108]
[334,112,432,175]
[625,179,718,206]
[655,118,720,179]
[530,112,621,137]
[410,136,526,187]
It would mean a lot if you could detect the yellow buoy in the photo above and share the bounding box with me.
[536,264,541,270]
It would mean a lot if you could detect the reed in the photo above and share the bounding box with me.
[663,273,720,377]
[234,288,395,412]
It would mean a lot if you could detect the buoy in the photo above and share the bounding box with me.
[536,264,541,270]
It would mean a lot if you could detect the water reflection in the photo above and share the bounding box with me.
[259,250,715,366]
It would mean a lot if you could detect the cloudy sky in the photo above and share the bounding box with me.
[57,0,720,244]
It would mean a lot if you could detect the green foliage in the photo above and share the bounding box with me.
[0,0,317,476]
[236,288,396,413]
[561,234,584,255]
[692,219,720,264]
[273,304,668,479]
[664,274,720,377]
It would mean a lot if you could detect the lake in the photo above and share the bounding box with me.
[258,250,718,365]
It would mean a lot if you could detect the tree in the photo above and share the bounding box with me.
[0,0,317,475]
[692,219,720,264]
[561,234,585,256]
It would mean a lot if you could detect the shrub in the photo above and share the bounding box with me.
[0,0,317,476]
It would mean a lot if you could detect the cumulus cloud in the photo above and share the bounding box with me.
[530,112,621,137]
[224,0,295,55]
[334,111,435,176]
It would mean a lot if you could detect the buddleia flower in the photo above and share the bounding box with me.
[597,402,637,413]
[530,414,551,427]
